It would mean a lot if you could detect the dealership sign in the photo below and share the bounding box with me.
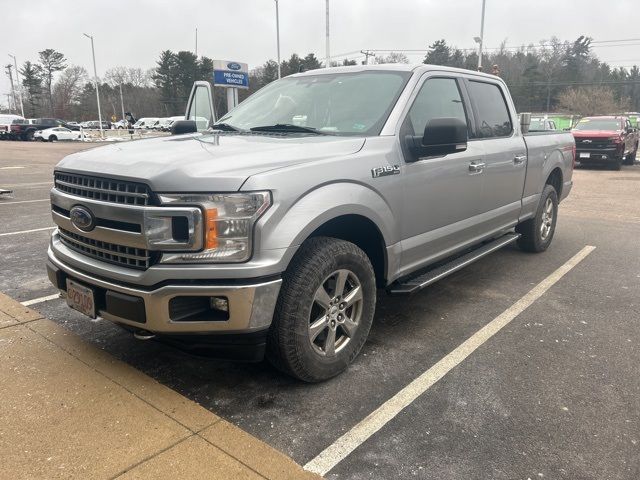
[212,60,249,89]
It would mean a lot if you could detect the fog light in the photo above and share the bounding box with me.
[210,296,229,313]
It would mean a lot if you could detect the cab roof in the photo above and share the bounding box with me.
[291,63,500,81]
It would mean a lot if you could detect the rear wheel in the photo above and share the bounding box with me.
[267,237,376,382]
[516,184,558,253]
[48,135,57,142]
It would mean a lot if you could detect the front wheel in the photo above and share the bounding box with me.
[267,237,376,382]
[624,143,638,165]
[516,184,558,253]
[48,135,57,142]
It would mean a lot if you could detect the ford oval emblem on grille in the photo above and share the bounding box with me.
[70,206,95,232]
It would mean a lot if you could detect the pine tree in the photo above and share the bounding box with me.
[20,61,43,117]
[38,49,67,116]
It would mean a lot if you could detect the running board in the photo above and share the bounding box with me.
[387,233,521,295]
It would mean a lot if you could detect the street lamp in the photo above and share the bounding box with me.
[325,0,330,68]
[475,0,487,70]
[83,33,104,139]
[8,54,24,117]
[274,0,281,78]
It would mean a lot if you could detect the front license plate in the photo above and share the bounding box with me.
[66,279,96,318]
[579,152,590,159]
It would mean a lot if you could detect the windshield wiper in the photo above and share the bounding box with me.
[249,124,328,135]
[211,122,241,132]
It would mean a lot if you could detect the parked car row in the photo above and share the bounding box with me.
[1,113,189,140]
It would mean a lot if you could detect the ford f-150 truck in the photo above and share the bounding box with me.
[572,115,638,169]
[48,65,574,382]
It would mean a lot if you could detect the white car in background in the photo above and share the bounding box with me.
[34,127,81,142]
[132,117,159,129]
[157,116,184,131]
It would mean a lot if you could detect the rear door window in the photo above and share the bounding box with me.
[468,81,513,138]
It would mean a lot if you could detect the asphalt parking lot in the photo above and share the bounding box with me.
[1,141,639,479]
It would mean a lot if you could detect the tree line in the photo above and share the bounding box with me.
[4,36,640,121]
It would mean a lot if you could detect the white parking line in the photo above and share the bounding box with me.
[0,226,55,237]
[304,245,596,476]
[21,293,60,306]
[0,166,25,170]
[2,182,52,188]
[0,199,49,205]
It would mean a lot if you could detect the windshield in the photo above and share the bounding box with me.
[217,70,411,136]
[574,118,622,131]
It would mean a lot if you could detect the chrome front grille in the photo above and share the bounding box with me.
[54,172,152,206]
[58,228,154,270]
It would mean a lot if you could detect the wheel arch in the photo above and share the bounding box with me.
[308,214,388,288]
[545,167,563,198]
[263,182,398,288]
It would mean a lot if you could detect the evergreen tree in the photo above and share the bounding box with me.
[153,50,179,115]
[424,40,451,66]
[20,61,43,117]
[38,49,67,116]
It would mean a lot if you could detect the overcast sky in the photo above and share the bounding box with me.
[2,0,639,104]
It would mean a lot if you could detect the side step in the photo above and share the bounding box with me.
[387,233,521,295]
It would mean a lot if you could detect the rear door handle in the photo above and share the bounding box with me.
[514,154,527,165]
[469,161,486,173]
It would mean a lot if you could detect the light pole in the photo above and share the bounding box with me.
[476,0,487,70]
[325,0,330,68]
[119,83,125,123]
[83,33,104,138]
[274,0,281,78]
[8,55,24,117]
[5,64,16,113]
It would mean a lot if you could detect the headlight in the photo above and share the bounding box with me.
[158,192,271,263]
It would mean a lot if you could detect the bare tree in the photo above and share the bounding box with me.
[537,38,567,112]
[52,66,88,119]
[375,52,409,64]
[557,86,630,116]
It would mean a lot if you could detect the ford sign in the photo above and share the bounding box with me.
[227,62,242,71]
[70,205,95,232]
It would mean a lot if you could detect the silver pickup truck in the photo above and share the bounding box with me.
[48,65,574,381]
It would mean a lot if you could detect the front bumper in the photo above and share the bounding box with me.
[47,245,282,336]
[576,147,621,163]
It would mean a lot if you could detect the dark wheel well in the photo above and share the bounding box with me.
[546,168,563,198]
[308,215,387,288]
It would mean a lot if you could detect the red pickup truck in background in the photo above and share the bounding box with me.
[572,116,639,170]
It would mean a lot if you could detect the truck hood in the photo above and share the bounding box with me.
[56,133,366,192]
[572,130,622,138]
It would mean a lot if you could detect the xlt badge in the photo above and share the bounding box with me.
[371,165,400,178]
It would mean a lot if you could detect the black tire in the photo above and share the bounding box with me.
[624,143,637,165]
[516,184,558,253]
[609,155,622,170]
[48,135,57,142]
[267,237,376,382]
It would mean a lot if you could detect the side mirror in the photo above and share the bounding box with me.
[171,120,198,135]
[405,117,468,160]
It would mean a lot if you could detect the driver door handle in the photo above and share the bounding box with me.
[469,161,486,173]
[514,154,527,165]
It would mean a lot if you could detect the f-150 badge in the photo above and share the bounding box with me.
[371,165,400,178]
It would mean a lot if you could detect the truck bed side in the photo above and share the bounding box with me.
[520,131,575,222]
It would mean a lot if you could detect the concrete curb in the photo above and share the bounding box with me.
[0,292,322,480]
